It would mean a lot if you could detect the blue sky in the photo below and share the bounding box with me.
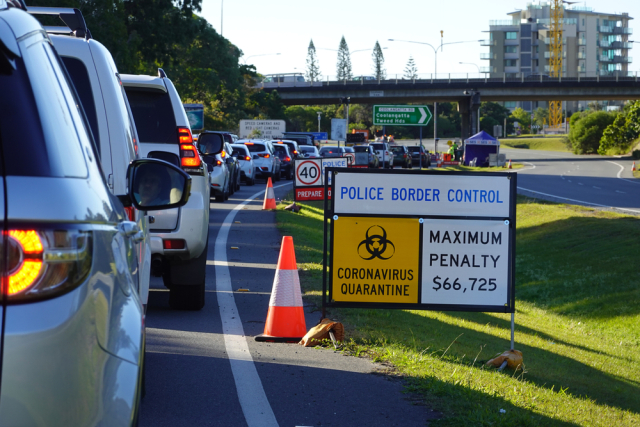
[199,0,640,77]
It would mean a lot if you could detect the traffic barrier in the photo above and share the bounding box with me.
[262,177,276,210]
[255,236,307,342]
[633,161,636,172]
[507,159,512,169]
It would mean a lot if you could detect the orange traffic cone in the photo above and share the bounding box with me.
[508,159,512,169]
[632,161,636,172]
[255,236,307,342]
[262,177,276,210]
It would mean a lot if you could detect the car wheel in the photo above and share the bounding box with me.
[215,193,225,202]
[165,239,208,310]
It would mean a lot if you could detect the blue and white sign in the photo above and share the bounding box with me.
[333,172,510,217]
[322,158,347,185]
[309,132,328,141]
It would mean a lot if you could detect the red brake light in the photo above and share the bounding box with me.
[180,143,201,168]
[245,142,254,145]
[221,150,226,158]
[293,150,298,155]
[216,160,222,166]
[163,239,186,250]
[259,153,270,158]
[285,157,291,162]
[178,127,193,144]
[245,156,251,161]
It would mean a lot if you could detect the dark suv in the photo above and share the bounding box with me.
[390,145,413,169]
[407,145,431,168]
[273,143,293,180]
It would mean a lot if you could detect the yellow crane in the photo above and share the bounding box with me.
[549,0,564,129]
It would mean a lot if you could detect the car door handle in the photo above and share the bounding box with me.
[118,221,144,243]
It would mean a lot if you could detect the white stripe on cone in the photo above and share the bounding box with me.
[266,187,275,200]
[268,269,302,307]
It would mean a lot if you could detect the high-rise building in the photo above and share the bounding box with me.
[482,1,633,113]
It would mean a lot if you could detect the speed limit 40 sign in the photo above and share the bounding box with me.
[294,158,332,201]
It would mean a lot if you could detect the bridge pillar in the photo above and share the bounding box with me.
[459,100,470,141]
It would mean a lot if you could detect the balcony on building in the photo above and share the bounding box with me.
[480,52,494,60]
[578,39,587,46]
[480,66,493,73]
[578,51,587,59]
[599,26,633,35]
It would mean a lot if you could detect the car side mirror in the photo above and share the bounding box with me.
[126,159,191,211]
[197,132,224,156]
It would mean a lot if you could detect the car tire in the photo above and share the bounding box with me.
[166,239,208,310]
[215,192,225,202]
[287,168,293,180]
[247,177,255,186]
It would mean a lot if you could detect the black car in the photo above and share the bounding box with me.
[407,145,431,168]
[273,144,293,180]
[390,145,413,169]
[319,146,346,158]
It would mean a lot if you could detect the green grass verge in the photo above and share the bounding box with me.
[500,137,570,152]
[276,196,640,426]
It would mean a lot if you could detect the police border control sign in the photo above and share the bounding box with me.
[322,167,516,313]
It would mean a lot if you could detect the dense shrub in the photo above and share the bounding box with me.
[568,111,616,154]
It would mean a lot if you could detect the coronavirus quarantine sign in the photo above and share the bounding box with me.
[323,168,516,313]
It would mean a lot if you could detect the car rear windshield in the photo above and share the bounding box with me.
[390,146,404,152]
[319,147,341,154]
[231,147,248,156]
[407,147,421,152]
[273,146,289,158]
[370,143,384,150]
[245,143,267,152]
[124,88,177,143]
[299,146,315,153]
[353,146,368,152]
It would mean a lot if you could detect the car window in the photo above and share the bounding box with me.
[13,37,87,178]
[245,143,267,153]
[370,143,384,150]
[319,147,342,154]
[125,88,177,143]
[60,56,100,152]
[390,146,404,153]
[353,146,369,152]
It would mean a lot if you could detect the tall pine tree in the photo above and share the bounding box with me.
[305,39,321,82]
[336,36,353,81]
[371,41,386,81]
[403,56,418,80]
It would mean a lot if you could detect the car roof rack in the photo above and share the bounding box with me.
[4,0,28,11]
[26,6,91,40]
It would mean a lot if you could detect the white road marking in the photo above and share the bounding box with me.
[568,180,572,183]
[214,182,292,427]
[578,183,583,186]
[616,190,627,194]
[517,186,640,214]
[607,161,640,184]
[593,186,601,189]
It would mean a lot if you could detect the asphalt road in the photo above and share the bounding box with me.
[141,180,434,427]
[389,139,640,215]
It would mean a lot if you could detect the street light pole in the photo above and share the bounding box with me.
[317,111,322,133]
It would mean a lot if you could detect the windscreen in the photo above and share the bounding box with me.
[244,143,266,153]
[273,145,288,158]
[125,88,177,143]
[407,147,420,152]
[370,143,384,150]
[319,147,341,155]
[353,146,368,152]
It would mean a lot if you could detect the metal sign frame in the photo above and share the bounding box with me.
[294,157,350,201]
[322,167,517,313]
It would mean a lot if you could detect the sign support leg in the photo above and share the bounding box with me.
[419,127,423,169]
[510,312,515,350]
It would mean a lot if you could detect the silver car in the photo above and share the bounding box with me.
[0,4,201,424]
[207,152,230,202]
[231,143,256,185]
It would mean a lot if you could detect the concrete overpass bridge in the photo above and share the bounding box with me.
[258,75,640,138]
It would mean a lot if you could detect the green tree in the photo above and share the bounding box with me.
[371,41,386,81]
[403,56,418,80]
[568,111,616,154]
[510,107,531,133]
[533,107,549,127]
[598,101,640,154]
[336,36,352,81]
[480,102,513,134]
[305,39,321,82]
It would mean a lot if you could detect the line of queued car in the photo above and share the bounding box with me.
[0,2,231,425]
[317,141,432,169]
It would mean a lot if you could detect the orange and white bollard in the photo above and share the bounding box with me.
[262,177,276,210]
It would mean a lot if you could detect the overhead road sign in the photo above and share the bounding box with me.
[331,119,347,141]
[322,168,516,313]
[373,105,432,126]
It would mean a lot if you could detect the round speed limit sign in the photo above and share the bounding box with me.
[296,160,321,185]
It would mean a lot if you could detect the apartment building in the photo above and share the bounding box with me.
[482,1,633,112]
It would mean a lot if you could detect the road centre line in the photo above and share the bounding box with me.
[517,186,640,214]
[213,182,292,427]
[207,260,277,270]
[607,161,640,184]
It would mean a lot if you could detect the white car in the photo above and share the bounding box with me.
[207,152,230,202]
[299,145,320,158]
[231,143,256,185]
[239,139,281,182]
[369,142,395,168]
[122,72,212,310]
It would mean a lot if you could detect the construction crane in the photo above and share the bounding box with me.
[549,0,564,129]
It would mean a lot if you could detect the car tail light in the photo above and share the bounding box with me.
[163,239,186,250]
[177,127,193,144]
[180,144,201,168]
[216,159,222,166]
[293,150,298,155]
[245,142,254,145]
[259,153,270,158]
[244,156,251,161]
[124,206,135,221]
[3,229,92,301]
[221,150,226,158]
[285,157,291,162]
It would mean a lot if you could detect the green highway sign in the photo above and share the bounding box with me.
[373,104,433,126]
